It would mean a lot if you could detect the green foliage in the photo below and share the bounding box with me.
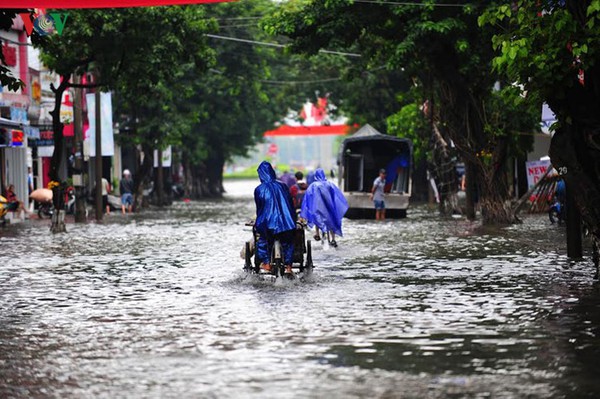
[263,0,541,224]
[40,7,215,83]
[484,84,538,157]
[181,0,285,165]
[0,65,24,92]
[387,102,429,162]
[36,6,216,153]
[480,0,600,118]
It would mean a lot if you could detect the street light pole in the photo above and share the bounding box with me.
[95,71,103,221]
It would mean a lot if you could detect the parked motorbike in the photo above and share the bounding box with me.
[36,186,76,218]
[65,186,75,214]
[37,201,53,219]
[549,200,565,224]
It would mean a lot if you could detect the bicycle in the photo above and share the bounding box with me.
[243,220,313,278]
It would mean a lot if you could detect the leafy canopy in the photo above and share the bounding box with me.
[480,0,600,119]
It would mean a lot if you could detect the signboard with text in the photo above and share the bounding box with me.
[526,160,553,188]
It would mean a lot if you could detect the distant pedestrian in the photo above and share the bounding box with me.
[555,177,566,205]
[280,170,296,188]
[27,167,35,212]
[290,171,308,210]
[27,167,34,195]
[370,168,387,221]
[119,169,134,214]
[101,177,111,214]
[3,183,27,217]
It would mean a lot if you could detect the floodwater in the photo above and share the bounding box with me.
[1,180,600,398]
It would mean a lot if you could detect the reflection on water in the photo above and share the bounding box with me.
[1,180,600,398]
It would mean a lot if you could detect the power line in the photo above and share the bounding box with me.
[205,34,361,58]
[219,23,260,28]
[260,65,387,85]
[261,77,343,85]
[353,0,472,6]
[214,16,263,21]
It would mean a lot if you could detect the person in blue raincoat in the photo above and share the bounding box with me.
[254,161,297,274]
[300,168,349,248]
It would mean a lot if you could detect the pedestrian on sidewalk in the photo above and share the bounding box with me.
[119,170,134,214]
[102,177,111,214]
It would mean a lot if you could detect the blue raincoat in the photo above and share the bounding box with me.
[254,161,296,264]
[384,154,409,191]
[300,168,349,237]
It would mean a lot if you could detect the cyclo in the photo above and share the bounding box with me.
[243,219,313,278]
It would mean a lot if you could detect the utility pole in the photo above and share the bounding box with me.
[157,148,164,206]
[72,73,86,223]
[566,180,583,258]
[95,71,103,221]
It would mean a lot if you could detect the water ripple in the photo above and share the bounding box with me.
[1,180,600,398]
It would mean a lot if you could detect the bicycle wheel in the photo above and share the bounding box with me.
[244,241,252,272]
[305,240,313,275]
[271,240,284,276]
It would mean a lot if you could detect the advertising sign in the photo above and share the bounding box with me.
[85,92,114,157]
[11,130,24,147]
[526,160,552,188]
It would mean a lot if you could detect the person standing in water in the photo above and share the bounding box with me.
[370,168,387,221]
[119,170,134,214]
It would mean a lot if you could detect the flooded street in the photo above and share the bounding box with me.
[1,180,600,398]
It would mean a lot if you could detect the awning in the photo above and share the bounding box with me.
[0,117,22,129]
[2,0,233,7]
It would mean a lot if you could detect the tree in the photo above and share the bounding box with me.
[263,0,539,224]
[36,6,215,212]
[177,0,292,198]
[387,89,434,203]
[481,0,600,262]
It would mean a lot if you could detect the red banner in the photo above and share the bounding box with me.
[2,0,232,8]
[264,125,351,137]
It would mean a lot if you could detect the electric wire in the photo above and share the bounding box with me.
[205,34,361,58]
[352,0,472,6]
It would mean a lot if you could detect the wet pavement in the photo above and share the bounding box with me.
[1,180,600,398]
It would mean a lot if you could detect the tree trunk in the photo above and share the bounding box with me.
[133,143,154,211]
[464,160,477,220]
[549,123,600,247]
[183,155,193,199]
[439,78,517,225]
[49,76,70,234]
[430,123,458,215]
[411,158,430,203]
[480,137,516,225]
[478,191,513,225]
[49,77,69,183]
[206,155,225,197]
